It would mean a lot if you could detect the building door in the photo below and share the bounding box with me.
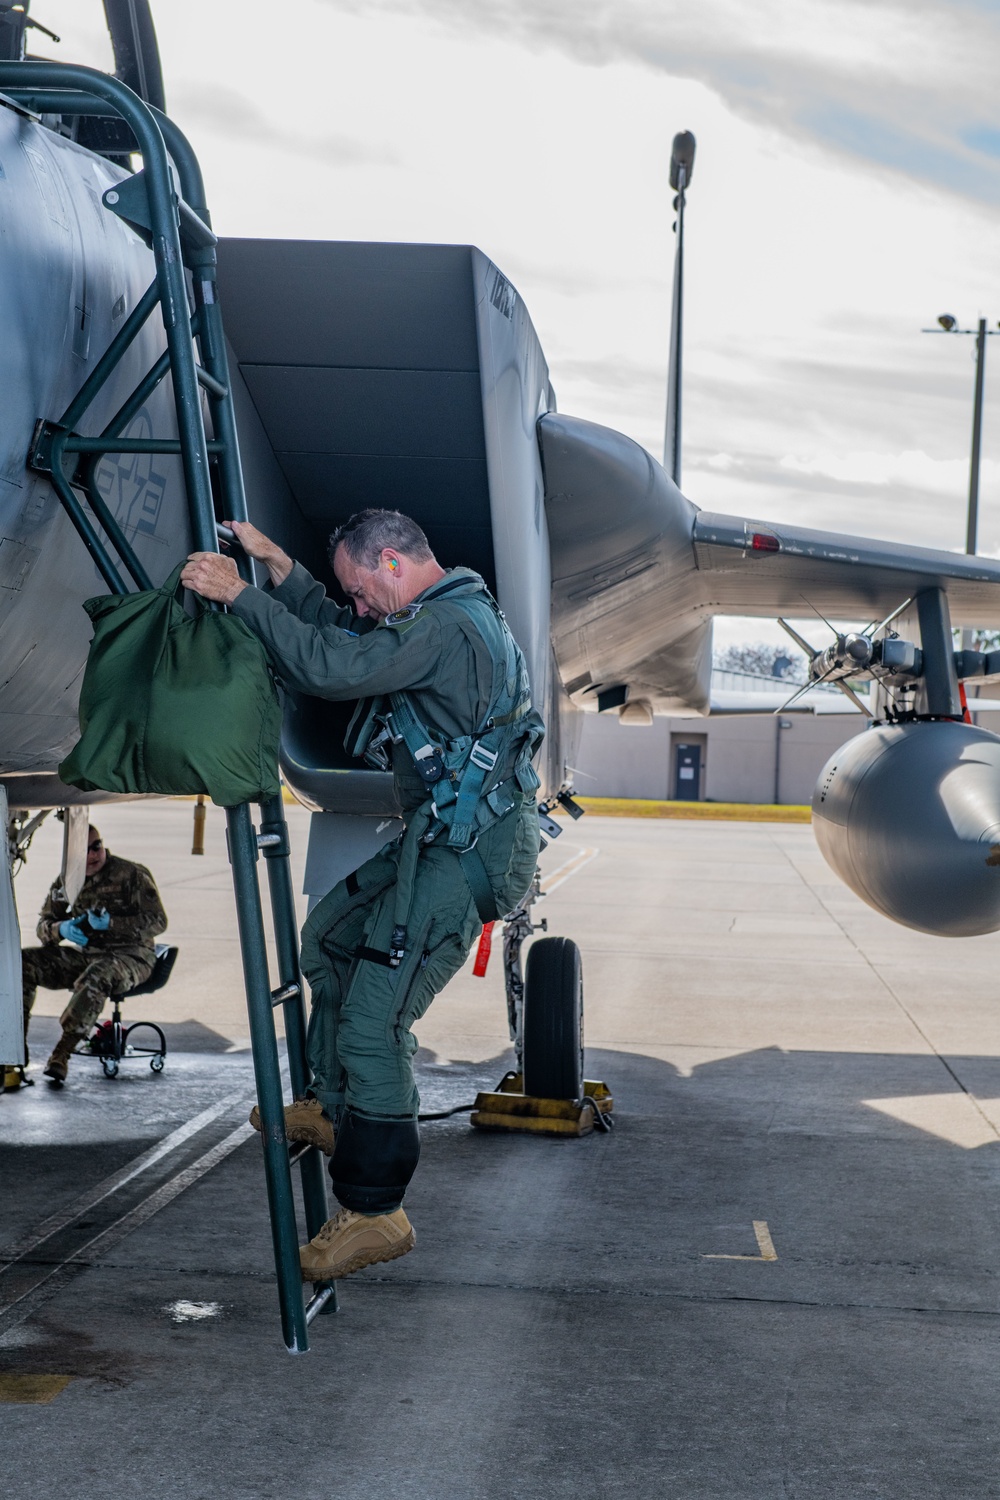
[674,742,702,801]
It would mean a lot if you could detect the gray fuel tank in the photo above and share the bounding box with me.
[812,720,1000,937]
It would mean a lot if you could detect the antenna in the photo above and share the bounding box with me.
[663,130,695,489]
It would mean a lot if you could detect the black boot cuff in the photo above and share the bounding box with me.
[329,1110,420,1214]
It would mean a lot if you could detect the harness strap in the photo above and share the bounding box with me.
[388,693,444,787]
[449,740,498,849]
[389,801,434,965]
[355,945,393,968]
[419,574,476,604]
[484,699,531,729]
[459,844,500,924]
[352,581,539,945]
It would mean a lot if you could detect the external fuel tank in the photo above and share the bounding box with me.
[812,720,1000,937]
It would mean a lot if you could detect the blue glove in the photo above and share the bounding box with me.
[58,916,89,946]
[86,909,111,931]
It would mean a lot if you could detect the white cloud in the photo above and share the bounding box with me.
[777,448,986,494]
[319,0,1000,199]
[27,0,1000,611]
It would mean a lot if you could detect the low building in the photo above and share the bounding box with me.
[572,671,864,804]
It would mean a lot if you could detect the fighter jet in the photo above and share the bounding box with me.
[3,5,1000,942]
[10,0,1000,1353]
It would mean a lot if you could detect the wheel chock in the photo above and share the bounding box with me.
[470,1074,613,1136]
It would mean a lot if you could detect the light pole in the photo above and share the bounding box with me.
[664,130,696,489]
[921,314,1000,555]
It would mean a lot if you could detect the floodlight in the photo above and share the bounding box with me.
[669,131,696,191]
[938,314,957,331]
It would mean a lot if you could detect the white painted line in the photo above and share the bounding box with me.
[71,1121,254,1261]
[541,847,600,896]
[0,1088,255,1269]
[0,1122,254,1334]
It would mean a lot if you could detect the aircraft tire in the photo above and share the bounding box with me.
[522,936,584,1100]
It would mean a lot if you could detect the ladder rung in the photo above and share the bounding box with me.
[196,365,228,400]
[271,982,300,1006]
[305,1285,337,1322]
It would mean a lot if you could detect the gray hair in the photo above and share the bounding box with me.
[329,509,434,570]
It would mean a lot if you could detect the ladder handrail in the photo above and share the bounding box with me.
[0,62,216,551]
[2,90,211,225]
[0,62,325,1351]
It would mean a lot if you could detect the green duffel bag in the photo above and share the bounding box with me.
[59,562,281,807]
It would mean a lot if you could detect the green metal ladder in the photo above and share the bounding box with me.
[0,60,334,1352]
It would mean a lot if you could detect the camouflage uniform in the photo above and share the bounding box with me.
[22,852,167,1060]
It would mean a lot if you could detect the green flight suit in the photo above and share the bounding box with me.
[230,562,540,1213]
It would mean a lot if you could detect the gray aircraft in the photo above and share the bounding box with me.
[1,8,999,928]
[5,0,1000,1346]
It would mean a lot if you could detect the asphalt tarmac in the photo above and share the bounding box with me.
[4,801,1000,1498]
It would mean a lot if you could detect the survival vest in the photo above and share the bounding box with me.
[346,572,544,958]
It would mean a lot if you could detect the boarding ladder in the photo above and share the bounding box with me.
[0,60,332,1352]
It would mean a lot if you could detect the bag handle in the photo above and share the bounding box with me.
[161,559,208,614]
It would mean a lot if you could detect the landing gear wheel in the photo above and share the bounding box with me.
[102,1057,119,1079]
[522,936,583,1100]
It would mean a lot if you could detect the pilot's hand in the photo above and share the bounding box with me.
[86,909,111,931]
[180,551,247,606]
[227,521,294,588]
[58,916,89,946]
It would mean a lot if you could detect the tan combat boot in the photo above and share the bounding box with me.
[299,1207,415,1281]
[43,1031,83,1084]
[249,1096,335,1155]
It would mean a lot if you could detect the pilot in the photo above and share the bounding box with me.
[11,825,167,1087]
[181,509,542,1281]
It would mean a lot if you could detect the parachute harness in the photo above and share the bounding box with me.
[353,577,543,968]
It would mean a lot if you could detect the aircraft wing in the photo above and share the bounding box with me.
[709,685,865,715]
[540,413,1000,716]
[693,513,1000,629]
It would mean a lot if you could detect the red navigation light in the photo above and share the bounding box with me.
[750,531,780,553]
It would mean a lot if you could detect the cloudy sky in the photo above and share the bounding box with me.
[31,0,1000,646]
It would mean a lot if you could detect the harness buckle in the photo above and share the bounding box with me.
[469,743,498,772]
[362,721,393,771]
[362,712,405,771]
[413,742,445,785]
[388,924,407,969]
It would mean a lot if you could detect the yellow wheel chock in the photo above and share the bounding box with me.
[470,1073,613,1137]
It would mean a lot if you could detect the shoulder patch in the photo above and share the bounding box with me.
[385,603,424,627]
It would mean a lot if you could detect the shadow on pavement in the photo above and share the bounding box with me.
[3,1042,1000,1497]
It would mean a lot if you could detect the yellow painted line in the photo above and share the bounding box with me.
[703,1220,778,1261]
[540,847,599,896]
[553,798,811,823]
[0,1374,72,1404]
[753,1220,778,1260]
